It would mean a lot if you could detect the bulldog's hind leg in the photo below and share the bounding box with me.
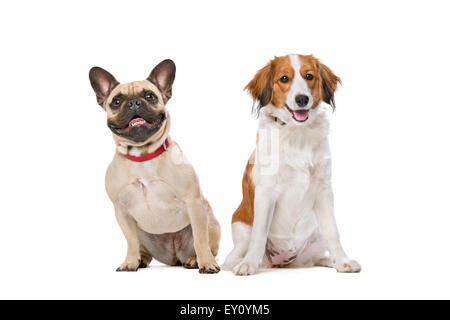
[138,248,153,268]
[223,222,252,270]
[173,225,196,268]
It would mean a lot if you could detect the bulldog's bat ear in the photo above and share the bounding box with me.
[89,67,119,108]
[148,59,176,101]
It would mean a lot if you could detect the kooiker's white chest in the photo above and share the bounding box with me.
[255,121,330,253]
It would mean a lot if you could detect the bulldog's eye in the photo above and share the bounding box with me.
[111,97,122,108]
[145,91,158,103]
[280,75,289,83]
[305,73,314,81]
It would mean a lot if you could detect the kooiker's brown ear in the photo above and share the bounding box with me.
[319,62,341,111]
[89,67,119,108]
[244,63,272,116]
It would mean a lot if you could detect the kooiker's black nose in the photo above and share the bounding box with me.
[127,99,142,110]
[295,94,309,107]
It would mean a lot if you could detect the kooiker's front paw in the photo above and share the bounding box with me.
[334,259,361,273]
[198,260,220,274]
[233,260,258,276]
[116,260,140,272]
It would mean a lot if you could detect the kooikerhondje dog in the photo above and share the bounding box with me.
[89,60,220,273]
[223,54,360,275]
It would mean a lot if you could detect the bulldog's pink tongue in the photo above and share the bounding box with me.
[129,118,146,127]
[293,110,309,121]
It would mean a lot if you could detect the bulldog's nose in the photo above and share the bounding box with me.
[295,94,309,108]
[126,99,142,110]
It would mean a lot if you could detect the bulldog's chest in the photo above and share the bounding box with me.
[107,160,190,234]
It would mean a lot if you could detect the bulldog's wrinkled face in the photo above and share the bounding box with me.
[104,81,167,143]
[89,59,176,144]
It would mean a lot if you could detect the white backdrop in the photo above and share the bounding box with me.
[1,0,449,299]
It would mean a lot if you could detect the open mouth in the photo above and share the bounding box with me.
[114,114,165,134]
[285,104,309,122]
[108,113,166,142]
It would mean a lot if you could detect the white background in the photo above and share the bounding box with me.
[0,0,449,299]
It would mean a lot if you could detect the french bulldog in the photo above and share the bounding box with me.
[89,59,220,273]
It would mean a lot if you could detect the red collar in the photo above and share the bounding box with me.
[123,138,169,162]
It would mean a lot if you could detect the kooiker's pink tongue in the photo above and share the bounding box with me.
[293,110,309,121]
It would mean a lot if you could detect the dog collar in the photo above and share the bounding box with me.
[273,116,286,126]
[123,138,169,162]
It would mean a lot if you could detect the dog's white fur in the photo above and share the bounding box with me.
[224,54,360,275]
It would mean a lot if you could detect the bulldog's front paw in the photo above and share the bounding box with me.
[334,259,361,273]
[198,260,220,274]
[116,260,140,272]
[233,260,258,276]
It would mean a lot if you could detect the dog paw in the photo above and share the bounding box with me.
[183,256,199,269]
[222,255,241,271]
[334,259,361,273]
[116,260,140,272]
[198,260,220,274]
[138,256,152,269]
[233,260,258,276]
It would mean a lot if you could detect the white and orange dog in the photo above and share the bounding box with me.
[223,54,361,275]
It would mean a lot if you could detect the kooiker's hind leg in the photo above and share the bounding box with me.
[302,231,360,272]
[290,231,331,268]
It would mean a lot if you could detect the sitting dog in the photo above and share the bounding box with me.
[223,54,361,275]
[89,60,220,273]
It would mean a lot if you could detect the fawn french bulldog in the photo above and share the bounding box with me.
[89,60,220,273]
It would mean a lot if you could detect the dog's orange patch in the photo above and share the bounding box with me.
[298,55,322,109]
[231,151,256,226]
[244,56,293,109]
[270,56,294,108]
[300,55,341,108]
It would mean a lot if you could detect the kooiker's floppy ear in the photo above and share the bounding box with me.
[148,59,176,101]
[89,67,119,108]
[244,63,272,116]
[319,62,341,111]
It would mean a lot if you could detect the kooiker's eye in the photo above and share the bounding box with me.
[280,76,289,83]
[305,73,314,81]
[145,91,158,103]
